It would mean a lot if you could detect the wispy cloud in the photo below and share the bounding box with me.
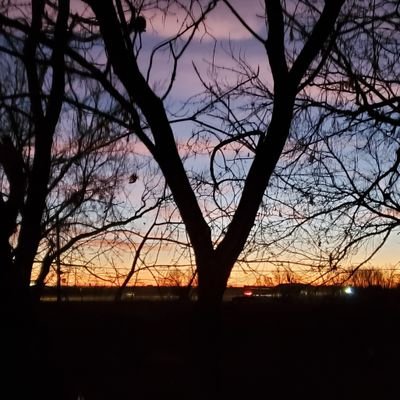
[144,0,266,42]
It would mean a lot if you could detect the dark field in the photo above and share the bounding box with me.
[4,296,400,399]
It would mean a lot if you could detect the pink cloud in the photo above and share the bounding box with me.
[143,0,266,42]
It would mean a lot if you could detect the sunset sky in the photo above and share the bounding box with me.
[23,0,400,287]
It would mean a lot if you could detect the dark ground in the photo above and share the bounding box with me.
[4,294,400,399]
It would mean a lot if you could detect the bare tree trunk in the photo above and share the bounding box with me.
[188,258,230,398]
[14,0,69,288]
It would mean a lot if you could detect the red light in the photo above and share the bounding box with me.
[243,289,253,297]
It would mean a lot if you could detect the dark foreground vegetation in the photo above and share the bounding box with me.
[4,293,400,400]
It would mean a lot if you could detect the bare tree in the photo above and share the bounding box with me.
[0,0,70,306]
[257,0,400,283]
[0,1,169,305]
[62,0,345,313]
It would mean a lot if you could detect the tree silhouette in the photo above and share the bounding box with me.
[75,0,345,311]
[261,0,400,283]
[0,0,69,306]
[0,1,167,305]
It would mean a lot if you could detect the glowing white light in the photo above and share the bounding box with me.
[344,287,354,295]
